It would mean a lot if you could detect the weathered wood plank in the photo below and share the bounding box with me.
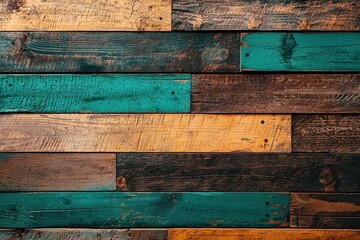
[116,153,360,192]
[173,0,360,31]
[241,33,360,71]
[0,32,239,73]
[0,0,170,31]
[292,115,360,153]
[0,192,289,228]
[0,153,116,191]
[0,74,190,113]
[169,228,360,240]
[291,193,360,228]
[191,74,360,113]
[0,114,291,152]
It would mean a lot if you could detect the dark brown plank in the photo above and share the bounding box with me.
[292,115,360,153]
[116,153,359,192]
[291,193,360,228]
[191,74,360,113]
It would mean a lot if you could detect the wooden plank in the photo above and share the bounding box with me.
[0,74,191,113]
[241,33,360,71]
[0,32,239,73]
[0,153,115,191]
[292,115,360,153]
[169,228,360,240]
[116,153,360,192]
[0,0,170,31]
[191,74,360,113]
[0,114,291,152]
[172,0,360,31]
[0,192,289,228]
[291,193,360,228]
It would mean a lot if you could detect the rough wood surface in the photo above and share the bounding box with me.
[241,33,360,71]
[0,114,291,152]
[116,153,360,192]
[0,0,170,31]
[173,0,360,31]
[191,74,360,113]
[0,32,239,73]
[291,193,360,228]
[0,74,191,113]
[292,115,360,153]
[0,153,115,191]
[0,192,289,228]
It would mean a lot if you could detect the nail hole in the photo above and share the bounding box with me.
[261,120,265,124]
[8,83,12,87]
[245,53,250,57]
[264,139,268,143]
[159,17,163,20]
[265,214,270,217]
[171,91,175,95]
[265,201,269,205]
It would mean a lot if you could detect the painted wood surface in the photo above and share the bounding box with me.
[0,32,239,73]
[0,0,170,31]
[191,74,360,113]
[0,192,289,228]
[0,74,190,113]
[116,153,360,192]
[173,0,360,31]
[169,228,360,240]
[0,153,115,191]
[0,114,291,152]
[292,115,360,153]
[291,193,360,228]
[241,33,360,71]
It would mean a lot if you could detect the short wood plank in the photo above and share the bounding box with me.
[0,32,239,73]
[291,193,360,228]
[0,153,115,191]
[192,74,360,113]
[0,0,170,31]
[241,33,360,71]
[292,115,360,153]
[173,0,360,31]
[0,74,191,113]
[169,228,360,240]
[0,192,289,228]
[116,153,360,192]
[0,114,291,152]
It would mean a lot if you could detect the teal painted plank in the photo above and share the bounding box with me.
[0,74,190,113]
[0,192,289,228]
[241,33,360,71]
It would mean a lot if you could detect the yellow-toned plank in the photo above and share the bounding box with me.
[0,114,291,152]
[0,0,170,31]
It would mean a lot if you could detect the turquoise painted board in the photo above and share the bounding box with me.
[0,192,289,228]
[0,74,190,113]
[241,33,360,71]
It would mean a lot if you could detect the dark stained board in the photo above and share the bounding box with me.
[172,0,360,31]
[292,115,360,153]
[291,193,360,228]
[191,74,360,113]
[0,32,239,73]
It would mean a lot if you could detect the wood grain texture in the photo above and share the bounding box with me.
[173,0,360,31]
[191,74,360,113]
[116,153,360,192]
[0,0,170,31]
[169,228,360,240]
[0,153,115,191]
[0,192,289,228]
[0,32,239,73]
[241,33,360,71]
[291,193,360,228]
[0,114,291,152]
[292,115,360,153]
[0,74,191,113]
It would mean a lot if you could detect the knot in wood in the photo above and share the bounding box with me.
[116,176,127,190]
[319,167,343,191]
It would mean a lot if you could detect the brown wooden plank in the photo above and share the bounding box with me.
[116,153,360,192]
[172,0,360,31]
[0,153,116,191]
[291,193,360,228]
[191,74,360,113]
[292,115,360,153]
